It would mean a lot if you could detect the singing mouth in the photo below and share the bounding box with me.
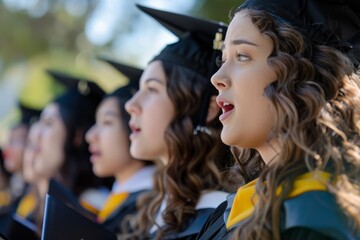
[129,122,141,134]
[220,101,234,113]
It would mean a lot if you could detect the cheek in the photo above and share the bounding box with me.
[43,132,64,155]
[223,76,275,148]
[101,128,129,157]
[102,127,128,151]
[38,130,65,169]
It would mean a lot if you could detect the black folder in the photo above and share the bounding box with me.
[48,179,96,220]
[5,215,38,240]
[41,194,116,240]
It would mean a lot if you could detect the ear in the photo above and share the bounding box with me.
[206,96,221,123]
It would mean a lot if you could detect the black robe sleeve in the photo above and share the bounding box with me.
[282,227,337,240]
[195,201,231,240]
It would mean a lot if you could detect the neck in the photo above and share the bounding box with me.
[256,138,281,165]
[115,160,145,184]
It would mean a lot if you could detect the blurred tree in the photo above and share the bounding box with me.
[192,0,243,22]
[0,0,94,70]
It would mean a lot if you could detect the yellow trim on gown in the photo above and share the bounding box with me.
[226,171,331,229]
[16,192,37,218]
[97,192,129,223]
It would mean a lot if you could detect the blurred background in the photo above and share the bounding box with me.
[0,0,241,145]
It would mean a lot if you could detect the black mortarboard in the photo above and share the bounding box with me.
[137,4,228,129]
[239,0,360,67]
[97,57,142,100]
[18,103,42,125]
[46,70,105,128]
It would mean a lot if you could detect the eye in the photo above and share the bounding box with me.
[147,87,158,93]
[103,120,112,125]
[215,56,226,67]
[100,116,115,126]
[42,118,52,127]
[144,83,159,93]
[237,53,250,62]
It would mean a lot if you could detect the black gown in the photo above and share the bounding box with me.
[101,190,149,234]
[149,208,217,240]
[149,191,229,240]
[196,191,359,240]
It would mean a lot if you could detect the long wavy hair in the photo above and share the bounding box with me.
[231,9,360,240]
[123,61,233,239]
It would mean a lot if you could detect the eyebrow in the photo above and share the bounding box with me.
[98,110,119,118]
[144,77,165,85]
[221,39,259,50]
[41,113,60,121]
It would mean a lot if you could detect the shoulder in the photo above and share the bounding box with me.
[172,208,216,239]
[196,190,229,210]
[80,187,109,211]
[282,227,339,240]
[195,200,231,240]
[282,191,360,240]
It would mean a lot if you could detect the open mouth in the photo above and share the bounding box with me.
[216,97,235,121]
[129,122,141,140]
[220,102,234,113]
[129,122,141,134]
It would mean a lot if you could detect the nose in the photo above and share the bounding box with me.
[85,125,96,144]
[125,92,140,116]
[211,66,230,91]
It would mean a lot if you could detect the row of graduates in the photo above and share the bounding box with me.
[1,0,360,239]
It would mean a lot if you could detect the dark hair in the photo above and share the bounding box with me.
[0,148,11,186]
[57,101,105,197]
[230,8,360,240]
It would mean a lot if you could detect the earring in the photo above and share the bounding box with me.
[193,125,212,136]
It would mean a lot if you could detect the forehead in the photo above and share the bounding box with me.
[97,97,120,114]
[140,61,167,85]
[225,10,272,49]
[42,103,60,116]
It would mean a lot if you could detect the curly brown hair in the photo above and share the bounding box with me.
[230,9,360,240]
[121,61,234,239]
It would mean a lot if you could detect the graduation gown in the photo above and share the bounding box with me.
[97,166,155,234]
[0,197,21,235]
[196,172,360,240]
[149,191,229,240]
[100,190,149,233]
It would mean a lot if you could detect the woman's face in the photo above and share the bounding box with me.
[125,60,175,164]
[23,121,41,183]
[3,124,28,173]
[34,103,66,179]
[212,11,277,153]
[86,97,134,177]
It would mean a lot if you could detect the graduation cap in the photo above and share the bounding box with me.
[97,57,142,100]
[46,70,105,128]
[18,103,42,126]
[137,4,228,131]
[239,0,360,67]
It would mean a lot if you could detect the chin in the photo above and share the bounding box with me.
[220,131,237,147]
[93,166,106,177]
[130,145,144,159]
